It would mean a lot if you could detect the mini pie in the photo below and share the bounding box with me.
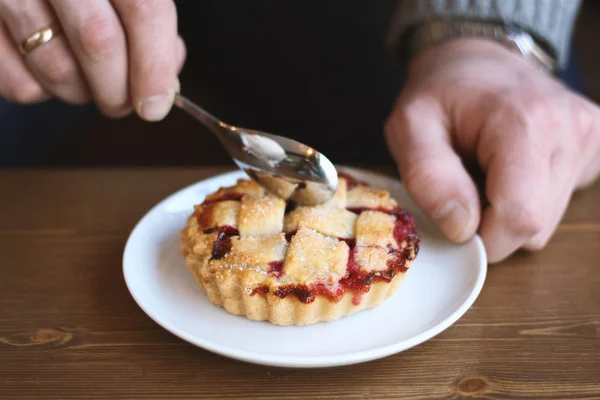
[179,171,420,326]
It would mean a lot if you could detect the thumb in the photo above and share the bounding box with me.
[385,96,480,242]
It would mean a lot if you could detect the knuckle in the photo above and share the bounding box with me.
[524,236,549,251]
[572,98,596,150]
[505,94,562,140]
[496,94,543,127]
[7,82,44,104]
[98,102,132,118]
[127,0,175,22]
[496,105,536,140]
[486,109,544,162]
[517,94,553,119]
[575,101,594,134]
[504,200,545,237]
[78,12,121,60]
[385,98,426,140]
[39,52,77,85]
[401,96,436,121]
[65,92,92,106]
[95,90,130,114]
[549,147,568,169]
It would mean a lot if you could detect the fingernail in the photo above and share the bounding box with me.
[137,90,176,122]
[433,200,471,242]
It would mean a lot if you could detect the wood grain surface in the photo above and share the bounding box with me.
[0,168,599,400]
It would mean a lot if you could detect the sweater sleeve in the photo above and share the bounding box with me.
[388,0,582,69]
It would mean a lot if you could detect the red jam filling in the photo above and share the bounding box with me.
[339,248,372,294]
[339,247,406,295]
[284,230,297,242]
[393,212,416,245]
[268,260,285,278]
[249,205,419,305]
[273,284,344,304]
[274,285,314,304]
[251,286,269,296]
[251,246,415,304]
[386,248,409,273]
[207,173,419,306]
[205,225,240,260]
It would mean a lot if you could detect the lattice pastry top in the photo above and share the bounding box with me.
[180,172,420,307]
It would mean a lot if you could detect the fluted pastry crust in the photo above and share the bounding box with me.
[180,172,420,325]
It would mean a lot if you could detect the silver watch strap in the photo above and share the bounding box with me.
[409,20,557,73]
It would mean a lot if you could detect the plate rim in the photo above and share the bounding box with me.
[123,168,487,368]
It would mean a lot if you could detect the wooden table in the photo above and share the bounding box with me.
[1,168,599,399]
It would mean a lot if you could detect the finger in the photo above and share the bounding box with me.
[523,147,574,250]
[523,190,572,251]
[0,22,47,103]
[526,97,600,250]
[478,130,550,263]
[111,0,179,122]
[48,0,130,117]
[574,97,600,189]
[0,0,90,104]
[385,95,481,242]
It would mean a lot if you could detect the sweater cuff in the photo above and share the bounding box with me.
[388,0,582,69]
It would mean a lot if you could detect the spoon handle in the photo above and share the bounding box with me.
[174,94,227,136]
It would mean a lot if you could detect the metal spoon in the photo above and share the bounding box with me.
[174,93,338,206]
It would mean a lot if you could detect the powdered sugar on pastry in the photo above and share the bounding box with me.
[180,173,420,326]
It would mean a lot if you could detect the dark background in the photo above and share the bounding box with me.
[1,0,599,168]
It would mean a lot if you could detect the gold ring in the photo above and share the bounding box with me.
[19,23,62,55]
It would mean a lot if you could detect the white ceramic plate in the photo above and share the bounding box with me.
[123,168,487,368]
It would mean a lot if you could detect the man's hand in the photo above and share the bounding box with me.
[0,0,186,121]
[385,38,600,262]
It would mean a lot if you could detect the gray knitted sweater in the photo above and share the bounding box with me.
[390,0,582,68]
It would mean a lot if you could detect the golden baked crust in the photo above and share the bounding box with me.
[180,171,420,325]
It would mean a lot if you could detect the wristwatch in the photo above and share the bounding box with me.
[409,20,558,74]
